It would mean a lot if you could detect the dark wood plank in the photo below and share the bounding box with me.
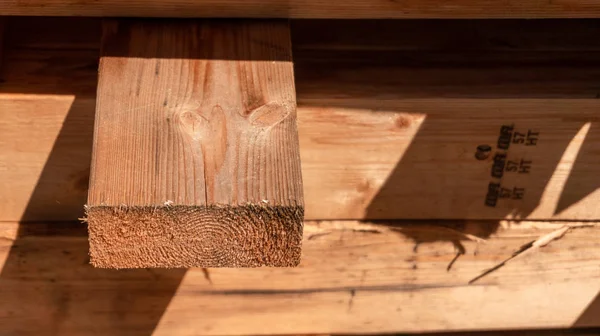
[3,0,600,18]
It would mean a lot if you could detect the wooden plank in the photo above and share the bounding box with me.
[0,95,95,222]
[0,19,97,222]
[0,18,4,66]
[291,19,600,52]
[86,19,303,268]
[3,18,600,222]
[299,100,600,220]
[3,0,600,18]
[0,220,598,334]
[2,17,101,51]
[440,332,600,336]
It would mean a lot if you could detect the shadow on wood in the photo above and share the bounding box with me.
[0,16,299,333]
[0,17,599,334]
[17,98,96,222]
[575,291,600,328]
[292,19,600,234]
[0,100,186,335]
[0,18,186,336]
[293,20,600,247]
[402,329,600,335]
[556,123,600,215]
[100,19,292,61]
[0,222,186,335]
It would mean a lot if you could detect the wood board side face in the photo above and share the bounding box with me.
[0,221,599,334]
[2,1,600,18]
[87,20,303,268]
[297,100,600,220]
[0,18,4,66]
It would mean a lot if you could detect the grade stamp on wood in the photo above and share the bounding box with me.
[86,19,304,268]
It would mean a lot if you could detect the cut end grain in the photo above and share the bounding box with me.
[85,204,303,268]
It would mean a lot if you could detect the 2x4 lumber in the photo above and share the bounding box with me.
[3,0,600,18]
[0,221,598,334]
[86,19,303,268]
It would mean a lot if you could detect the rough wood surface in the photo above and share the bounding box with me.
[87,20,303,268]
[3,0,600,18]
[2,18,600,222]
[0,220,598,334]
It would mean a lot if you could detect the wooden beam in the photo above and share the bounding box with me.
[86,20,303,268]
[3,0,600,18]
[0,220,598,334]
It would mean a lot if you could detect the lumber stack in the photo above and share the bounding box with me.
[0,14,599,336]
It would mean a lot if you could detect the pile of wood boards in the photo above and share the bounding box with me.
[0,15,598,335]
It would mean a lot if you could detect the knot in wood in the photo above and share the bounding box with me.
[177,105,226,141]
[244,102,293,127]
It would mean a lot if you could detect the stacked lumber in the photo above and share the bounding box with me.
[0,17,599,335]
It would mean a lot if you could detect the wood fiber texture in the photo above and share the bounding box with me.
[1,16,599,335]
[3,0,600,18]
[87,205,303,268]
[0,220,598,334]
[0,19,4,66]
[87,19,303,268]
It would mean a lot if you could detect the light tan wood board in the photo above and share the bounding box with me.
[87,19,303,268]
[2,18,600,221]
[3,0,600,18]
[440,332,600,336]
[0,220,598,334]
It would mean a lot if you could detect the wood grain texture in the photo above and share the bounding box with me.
[291,19,600,52]
[0,95,95,221]
[0,220,598,334]
[439,332,600,336]
[3,18,600,222]
[87,20,303,268]
[0,18,4,67]
[298,100,600,220]
[3,0,600,18]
